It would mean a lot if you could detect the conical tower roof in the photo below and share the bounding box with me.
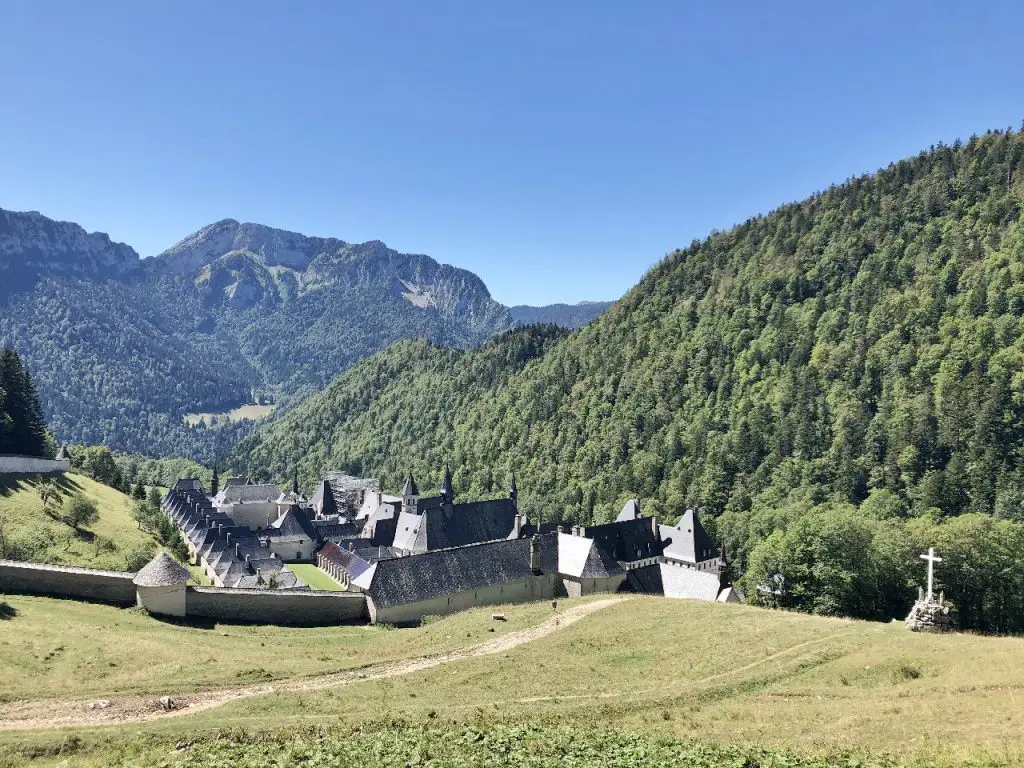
[403,474,419,497]
[132,552,191,587]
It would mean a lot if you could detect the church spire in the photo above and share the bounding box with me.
[402,473,419,497]
[440,463,454,504]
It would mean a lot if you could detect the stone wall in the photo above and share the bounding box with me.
[0,560,136,605]
[185,586,366,625]
[0,455,71,474]
[370,573,558,626]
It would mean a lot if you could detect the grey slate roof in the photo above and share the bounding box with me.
[367,533,557,609]
[267,505,318,540]
[616,499,642,522]
[393,497,520,553]
[660,509,717,565]
[133,553,191,587]
[557,533,625,579]
[584,516,662,565]
[216,483,283,504]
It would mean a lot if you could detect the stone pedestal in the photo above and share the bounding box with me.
[905,599,952,633]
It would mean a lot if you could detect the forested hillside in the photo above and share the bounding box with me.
[237,129,1024,628]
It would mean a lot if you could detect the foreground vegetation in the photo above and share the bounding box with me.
[13,723,924,768]
[1,596,1022,765]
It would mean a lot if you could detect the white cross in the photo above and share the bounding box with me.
[920,547,942,602]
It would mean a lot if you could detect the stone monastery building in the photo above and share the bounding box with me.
[161,465,741,624]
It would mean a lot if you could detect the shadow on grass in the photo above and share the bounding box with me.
[0,472,80,499]
[0,602,17,620]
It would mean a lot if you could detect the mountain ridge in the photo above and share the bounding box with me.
[0,208,611,459]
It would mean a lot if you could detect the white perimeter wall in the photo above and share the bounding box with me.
[0,456,71,474]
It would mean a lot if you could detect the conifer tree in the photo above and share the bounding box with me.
[0,349,50,457]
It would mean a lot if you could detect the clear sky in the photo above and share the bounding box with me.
[1,1,1022,305]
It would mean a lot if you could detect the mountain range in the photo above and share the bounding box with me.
[0,210,612,459]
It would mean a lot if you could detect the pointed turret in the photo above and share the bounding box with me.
[403,473,419,497]
[402,473,420,514]
[440,463,454,504]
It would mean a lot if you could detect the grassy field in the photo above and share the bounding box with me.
[0,473,154,571]
[0,593,586,702]
[286,563,343,591]
[184,404,275,427]
[1,595,1023,765]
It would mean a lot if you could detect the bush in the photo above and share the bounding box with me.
[124,544,156,572]
[64,494,100,529]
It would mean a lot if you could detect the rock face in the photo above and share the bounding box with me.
[0,209,140,284]
[905,599,953,632]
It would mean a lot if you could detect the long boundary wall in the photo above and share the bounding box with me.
[0,560,136,605]
[0,455,71,474]
[185,586,366,625]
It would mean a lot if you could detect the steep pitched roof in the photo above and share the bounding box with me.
[268,505,318,540]
[133,553,191,587]
[407,498,519,552]
[584,516,662,565]
[367,533,557,609]
[557,533,625,579]
[615,498,642,522]
[402,474,419,496]
[661,509,717,565]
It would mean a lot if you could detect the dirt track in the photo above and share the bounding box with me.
[0,597,623,732]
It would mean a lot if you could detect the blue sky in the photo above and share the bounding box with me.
[1,2,1022,305]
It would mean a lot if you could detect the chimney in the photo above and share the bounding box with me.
[513,513,523,538]
[205,515,211,528]
[235,542,241,557]
[651,515,658,538]
[530,534,542,572]
[245,554,250,567]
[348,541,354,551]
[256,568,262,583]
[556,525,563,534]
[571,525,581,537]
[226,532,232,546]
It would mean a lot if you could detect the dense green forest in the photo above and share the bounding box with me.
[236,128,1024,630]
[0,347,53,457]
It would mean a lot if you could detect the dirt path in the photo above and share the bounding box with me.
[0,597,623,732]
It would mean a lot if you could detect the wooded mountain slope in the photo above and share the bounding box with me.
[239,129,1024,537]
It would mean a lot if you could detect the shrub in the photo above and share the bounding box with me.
[64,494,99,529]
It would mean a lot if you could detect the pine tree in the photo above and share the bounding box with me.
[0,349,50,457]
[210,465,220,496]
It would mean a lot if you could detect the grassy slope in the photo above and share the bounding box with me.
[0,594,585,701]
[0,473,153,571]
[1,596,1022,765]
[286,563,343,591]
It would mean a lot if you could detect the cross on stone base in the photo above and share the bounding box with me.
[920,547,942,602]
